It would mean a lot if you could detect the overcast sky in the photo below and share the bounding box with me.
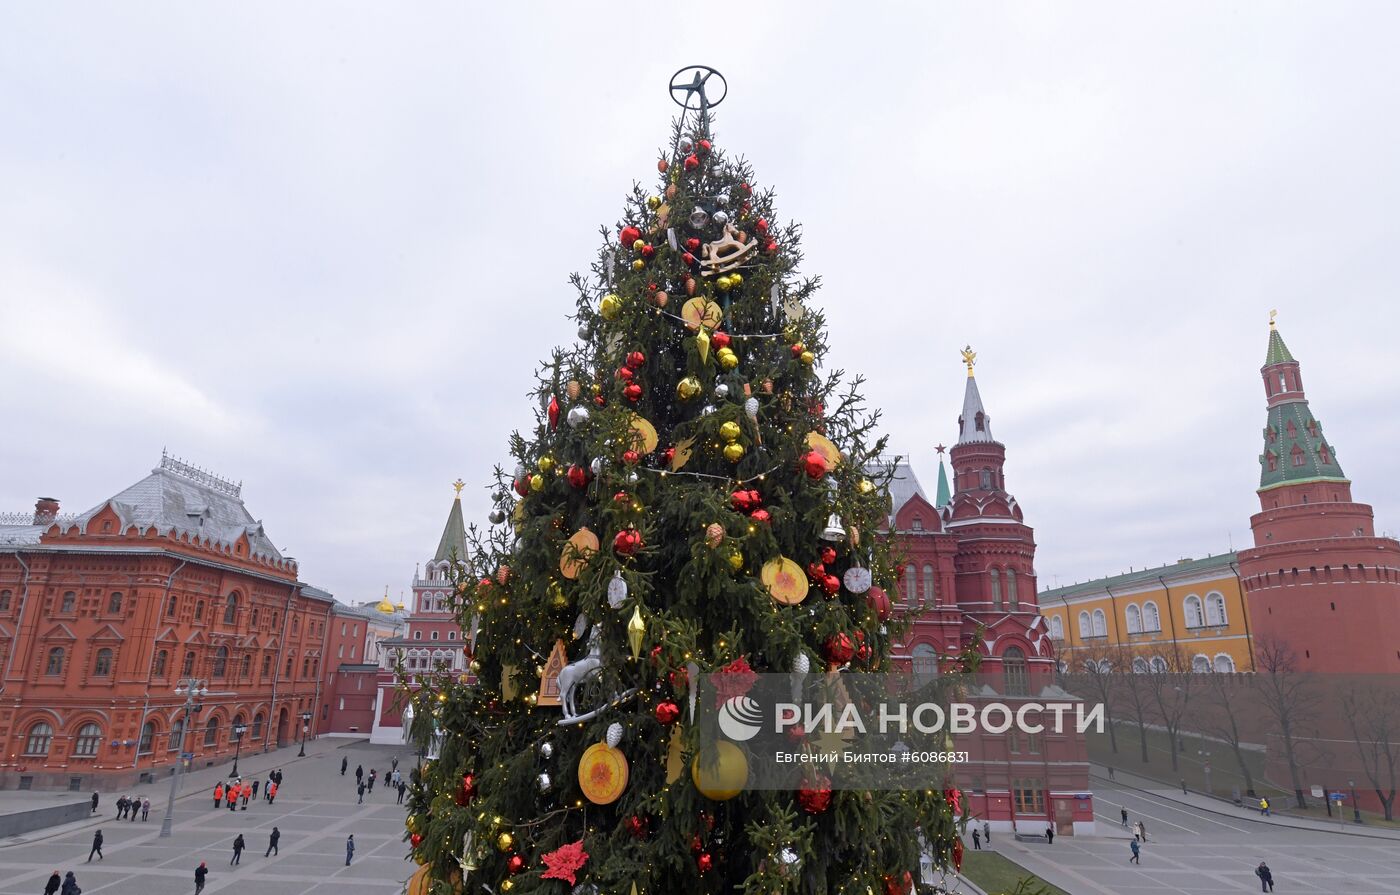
[3,3,1398,602]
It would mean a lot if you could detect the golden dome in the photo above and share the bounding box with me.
[375,586,395,614]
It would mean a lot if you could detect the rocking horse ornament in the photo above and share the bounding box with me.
[557,625,602,722]
[700,222,758,277]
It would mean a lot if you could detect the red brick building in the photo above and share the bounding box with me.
[884,351,1095,835]
[321,596,404,736]
[0,454,335,790]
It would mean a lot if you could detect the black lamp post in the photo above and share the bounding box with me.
[231,722,247,777]
[1351,779,1362,823]
[298,711,312,757]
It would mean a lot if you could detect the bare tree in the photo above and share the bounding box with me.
[1341,680,1400,821]
[1253,637,1325,809]
[1112,655,1157,766]
[1140,645,1196,773]
[1060,642,1129,755]
[1196,668,1262,796]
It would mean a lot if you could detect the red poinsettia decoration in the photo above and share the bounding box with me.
[541,839,589,884]
[713,656,758,707]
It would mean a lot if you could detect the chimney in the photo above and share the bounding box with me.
[33,497,59,526]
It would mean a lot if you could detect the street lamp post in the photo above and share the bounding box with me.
[1198,749,1212,795]
[298,711,312,757]
[230,723,247,777]
[1351,780,1362,824]
[158,678,208,839]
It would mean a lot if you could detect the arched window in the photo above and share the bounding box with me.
[990,569,1002,610]
[93,648,113,676]
[431,631,439,641]
[1205,593,1227,626]
[292,616,300,634]
[1132,657,1149,674]
[1142,601,1161,632]
[979,468,992,489]
[1192,654,1211,673]
[1214,654,1236,673]
[182,651,195,676]
[203,717,220,747]
[903,565,916,602]
[252,713,264,739]
[1150,656,1169,673]
[262,654,272,677]
[1078,611,1091,638]
[1006,569,1018,608]
[45,647,65,676]
[108,592,123,614]
[250,607,259,628]
[138,721,156,754]
[73,722,101,756]
[912,643,939,683]
[223,593,238,624]
[1049,616,1064,639]
[1003,647,1029,696]
[1184,595,1204,628]
[922,565,936,602]
[61,591,76,613]
[1098,659,1113,673]
[167,595,177,617]
[240,654,251,678]
[153,649,168,677]
[24,722,53,755]
[194,601,204,620]
[212,646,228,678]
[1091,609,1107,637]
[168,719,184,752]
[1125,604,1142,634]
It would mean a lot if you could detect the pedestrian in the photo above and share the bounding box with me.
[87,829,103,862]
[273,769,282,787]
[357,781,365,804]
[1045,824,1054,845]
[1120,807,1128,828]
[45,870,61,895]
[1132,821,1142,842]
[1260,797,1270,817]
[213,783,224,809]
[252,779,260,799]
[367,769,376,794]
[60,872,79,895]
[983,821,991,845]
[240,782,251,810]
[971,828,981,850]
[355,765,363,785]
[141,797,151,821]
[341,756,348,776]
[195,861,208,894]
[1138,821,1148,842]
[90,791,99,814]
[397,780,407,804]
[116,796,127,819]
[345,834,355,866]
[391,755,399,774]
[1129,839,1140,864]
[129,796,139,821]
[1256,861,1275,892]
[267,781,278,805]
[265,776,274,801]
[1181,778,1188,795]
[1107,766,1116,781]
[265,826,280,857]
[231,833,245,866]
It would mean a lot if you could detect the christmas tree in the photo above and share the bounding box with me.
[403,73,969,895]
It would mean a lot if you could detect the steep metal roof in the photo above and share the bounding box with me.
[957,374,995,444]
[1264,326,1295,366]
[433,496,467,563]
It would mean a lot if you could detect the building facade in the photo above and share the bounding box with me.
[884,351,1095,836]
[0,454,334,790]
[321,595,405,736]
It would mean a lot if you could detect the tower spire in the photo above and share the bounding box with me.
[1257,316,1344,490]
[956,346,995,444]
[934,445,952,507]
[433,480,467,563]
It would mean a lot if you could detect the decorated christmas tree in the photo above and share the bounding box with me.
[402,71,970,895]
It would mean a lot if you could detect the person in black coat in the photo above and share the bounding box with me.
[87,829,103,862]
[231,834,245,865]
[44,870,61,895]
[341,756,348,776]
[90,792,99,814]
[59,872,79,895]
[194,862,208,894]
[354,765,363,784]
[265,826,280,857]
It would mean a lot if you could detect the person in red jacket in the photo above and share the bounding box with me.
[213,783,224,809]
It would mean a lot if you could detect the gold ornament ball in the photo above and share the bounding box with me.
[729,272,743,287]
[727,550,744,572]
[716,275,733,292]
[496,832,514,852]
[632,239,646,252]
[647,195,661,209]
[529,474,544,492]
[858,478,875,494]
[723,442,745,462]
[718,421,741,442]
[538,456,555,473]
[405,815,419,832]
[705,522,725,548]
[691,741,749,800]
[800,350,815,366]
[469,658,481,672]
[600,294,622,320]
[676,377,701,401]
[716,347,738,370]
[631,259,645,271]
[501,880,514,893]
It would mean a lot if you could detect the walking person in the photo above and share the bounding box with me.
[1120,807,1128,828]
[1129,839,1140,864]
[129,796,139,821]
[252,779,260,800]
[116,796,127,820]
[971,828,981,850]
[1260,797,1270,817]
[60,872,79,895]
[391,755,399,774]
[341,756,348,776]
[983,821,991,846]
[231,834,245,866]
[357,781,365,804]
[1132,821,1142,842]
[213,783,224,809]
[265,776,274,802]
[90,792,99,815]
[355,764,363,786]
[1107,766,1116,781]
[396,780,407,805]
[367,769,376,794]
[194,861,208,894]
[1138,821,1148,842]
[265,826,280,857]
[273,769,283,787]
[267,781,278,805]
[345,834,355,866]
[87,829,104,862]
[240,782,251,810]
[1256,861,1275,892]
[44,870,61,895]
[1045,824,1054,845]
[141,798,151,821]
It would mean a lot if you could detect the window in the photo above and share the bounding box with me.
[350,645,356,658]
[341,622,347,636]
[223,594,238,624]
[212,646,228,678]
[45,647,65,675]
[261,654,271,677]
[1319,444,1330,464]
[1142,601,1161,632]
[1150,656,1169,673]
[293,617,300,634]
[168,719,184,752]
[979,468,992,489]
[138,721,156,754]
[413,631,422,641]
[448,631,456,641]
[338,644,344,659]
[1006,569,1017,608]
[0,589,10,611]
[73,723,101,756]
[975,412,985,432]
[231,715,246,740]
[302,657,311,677]
[1132,657,1149,674]
[990,569,1001,610]
[912,643,938,684]
[182,651,195,676]
[1214,654,1236,673]
[911,517,923,531]
[1013,778,1045,814]
[24,722,54,756]
[1048,616,1064,639]
[167,595,177,617]
[153,649,168,677]
[204,718,219,747]
[250,607,259,628]
[922,565,935,602]
[252,713,264,739]
[1292,448,1305,468]
[194,601,204,620]
[285,656,293,677]
[1008,728,1020,753]
[1026,731,1041,754]
[1125,604,1142,634]
[1003,647,1028,696]
[1078,611,1091,638]
[1205,593,1227,626]
[431,631,439,641]
[1267,452,1278,472]
[93,648,113,676]
[1184,595,1204,628]
[240,654,251,678]
[904,564,916,602]
[1091,609,1107,637]
[1192,654,1211,673]
[107,592,123,614]
[60,591,76,613]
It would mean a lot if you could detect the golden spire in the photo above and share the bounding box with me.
[961,345,977,378]
[1269,309,1278,329]
[452,478,466,497]
[375,585,395,613]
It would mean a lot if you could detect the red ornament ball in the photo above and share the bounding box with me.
[750,508,771,524]
[802,450,829,479]
[824,633,855,664]
[622,449,640,465]
[798,776,833,814]
[613,491,630,504]
[662,447,676,466]
[626,814,649,839]
[627,350,646,369]
[806,561,826,582]
[654,701,681,725]
[696,852,714,874]
[507,855,525,874]
[755,218,769,236]
[711,330,731,351]
[513,477,530,497]
[884,871,914,895]
[620,225,642,247]
[682,252,696,266]
[684,154,700,171]
[594,394,606,406]
[685,237,701,252]
[790,342,805,358]
[623,383,643,403]
[819,547,837,566]
[616,366,634,381]
[697,139,712,155]
[614,528,643,556]
[866,587,892,622]
[567,465,589,488]
[764,239,779,254]
[640,244,656,260]
[409,832,423,848]
[822,574,841,596]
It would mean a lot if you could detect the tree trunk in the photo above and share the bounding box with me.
[1137,722,1149,763]
[1230,743,1255,796]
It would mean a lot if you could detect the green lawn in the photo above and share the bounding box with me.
[960,851,1070,895]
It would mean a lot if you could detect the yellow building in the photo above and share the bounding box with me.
[1038,554,1255,673]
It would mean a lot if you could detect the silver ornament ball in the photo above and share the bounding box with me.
[712,210,729,226]
[678,137,694,153]
[714,193,729,207]
[539,741,554,760]
[488,509,506,525]
[577,325,590,341]
[714,383,729,399]
[688,208,709,229]
[536,772,552,793]
[567,405,591,428]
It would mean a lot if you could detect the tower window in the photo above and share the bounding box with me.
[911,517,923,531]
[990,569,1001,610]
[1292,448,1305,467]
[979,468,992,489]
[1319,445,1330,464]
[975,411,985,432]
[1280,373,1289,391]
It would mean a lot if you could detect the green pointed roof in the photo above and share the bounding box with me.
[433,495,466,563]
[1256,323,1346,490]
[935,459,952,508]
[1264,324,1295,366]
